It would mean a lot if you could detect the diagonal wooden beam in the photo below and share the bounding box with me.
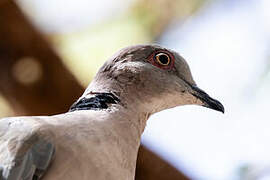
[0,0,84,115]
[0,1,190,180]
[136,146,190,180]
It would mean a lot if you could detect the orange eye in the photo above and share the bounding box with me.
[155,53,171,66]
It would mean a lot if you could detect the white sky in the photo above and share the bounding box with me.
[17,0,134,33]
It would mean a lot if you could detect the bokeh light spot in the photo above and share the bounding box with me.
[12,57,43,85]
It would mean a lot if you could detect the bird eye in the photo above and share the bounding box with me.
[147,50,175,70]
[155,53,170,66]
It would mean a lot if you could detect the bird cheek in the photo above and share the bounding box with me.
[176,93,198,106]
[186,93,204,105]
[172,84,199,106]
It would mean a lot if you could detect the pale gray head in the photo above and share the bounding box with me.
[84,44,224,114]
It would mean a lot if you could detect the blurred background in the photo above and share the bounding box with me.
[0,0,270,179]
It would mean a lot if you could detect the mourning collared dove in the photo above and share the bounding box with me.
[0,44,224,180]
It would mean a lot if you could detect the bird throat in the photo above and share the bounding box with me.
[69,92,120,112]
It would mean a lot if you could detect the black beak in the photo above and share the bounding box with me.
[190,85,225,113]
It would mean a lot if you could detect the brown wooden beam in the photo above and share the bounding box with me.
[136,146,190,180]
[0,1,190,180]
[0,1,84,115]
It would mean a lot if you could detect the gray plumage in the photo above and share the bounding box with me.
[0,45,224,180]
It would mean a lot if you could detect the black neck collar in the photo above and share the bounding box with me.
[69,92,120,112]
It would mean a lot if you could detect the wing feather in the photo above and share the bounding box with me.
[0,117,55,180]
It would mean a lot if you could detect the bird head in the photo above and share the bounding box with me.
[87,45,224,114]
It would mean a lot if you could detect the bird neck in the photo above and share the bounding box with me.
[74,76,156,136]
[68,90,150,174]
[70,89,151,136]
[66,98,148,179]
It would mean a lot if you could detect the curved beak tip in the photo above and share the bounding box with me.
[190,85,225,114]
[204,99,225,114]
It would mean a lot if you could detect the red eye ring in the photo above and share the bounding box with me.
[147,50,175,70]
